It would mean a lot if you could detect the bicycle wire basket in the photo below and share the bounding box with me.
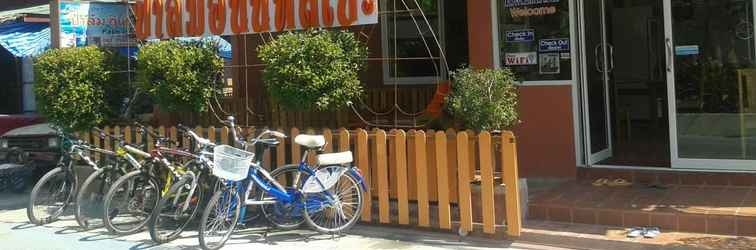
[212,145,254,181]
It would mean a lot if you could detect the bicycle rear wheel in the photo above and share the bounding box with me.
[103,170,160,235]
[149,174,203,243]
[27,165,76,225]
[303,168,363,234]
[199,185,241,250]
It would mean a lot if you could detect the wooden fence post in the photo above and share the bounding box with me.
[276,128,286,168]
[479,131,496,234]
[435,131,451,229]
[94,128,102,161]
[124,126,132,145]
[456,131,473,234]
[135,126,143,149]
[102,127,111,159]
[355,129,371,222]
[375,129,389,224]
[221,127,230,145]
[290,128,300,164]
[502,131,522,237]
[338,128,349,153]
[414,130,430,227]
[207,126,216,144]
[394,130,409,225]
[323,128,333,153]
[446,129,458,203]
[169,127,177,148]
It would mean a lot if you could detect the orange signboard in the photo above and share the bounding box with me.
[134,0,378,39]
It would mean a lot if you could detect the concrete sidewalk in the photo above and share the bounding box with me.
[0,192,560,250]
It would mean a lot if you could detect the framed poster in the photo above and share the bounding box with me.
[539,53,560,74]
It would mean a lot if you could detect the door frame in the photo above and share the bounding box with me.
[664,0,756,170]
[579,0,613,164]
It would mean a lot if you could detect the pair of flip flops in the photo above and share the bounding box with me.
[627,227,661,238]
[592,178,633,187]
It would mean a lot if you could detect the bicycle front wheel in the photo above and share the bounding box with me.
[259,164,307,229]
[27,165,76,225]
[149,174,203,243]
[199,185,241,250]
[103,170,160,235]
[303,168,364,234]
[75,168,114,229]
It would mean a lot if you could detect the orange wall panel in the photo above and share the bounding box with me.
[467,0,494,68]
[513,85,576,178]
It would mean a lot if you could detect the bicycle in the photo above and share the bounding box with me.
[74,128,141,229]
[27,126,107,225]
[148,125,218,243]
[101,123,188,235]
[197,116,367,250]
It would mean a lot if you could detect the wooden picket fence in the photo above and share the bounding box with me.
[81,126,522,237]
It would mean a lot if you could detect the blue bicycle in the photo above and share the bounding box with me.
[198,117,366,250]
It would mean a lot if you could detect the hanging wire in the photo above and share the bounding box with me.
[348,0,448,128]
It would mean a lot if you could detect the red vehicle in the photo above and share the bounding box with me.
[0,114,47,193]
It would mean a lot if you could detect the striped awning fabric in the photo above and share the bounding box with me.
[0,21,49,58]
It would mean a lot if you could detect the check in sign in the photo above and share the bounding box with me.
[506,29,535,43]
[539,38,570,52]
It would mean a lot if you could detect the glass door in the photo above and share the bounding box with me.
[581,0,613,164]
[666,0,756,170]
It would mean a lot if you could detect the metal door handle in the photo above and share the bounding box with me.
[665,38,673,72]
[594,43,603,72]
[608,44,615,72]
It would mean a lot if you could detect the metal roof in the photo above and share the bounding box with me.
[0,5,49,25]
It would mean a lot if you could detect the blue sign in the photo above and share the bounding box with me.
[506,29,535,43]
[59,1,131,48]
[675,45,700,56]
[539,38,570,52]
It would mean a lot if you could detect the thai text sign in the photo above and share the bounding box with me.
[134,0,379,40]
[59,2,131,47]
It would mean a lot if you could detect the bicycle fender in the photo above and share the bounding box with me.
[348,167,367,191]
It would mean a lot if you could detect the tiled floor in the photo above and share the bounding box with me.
[528,181,756,236]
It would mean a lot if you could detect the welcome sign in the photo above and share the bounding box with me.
[134,0,379,40]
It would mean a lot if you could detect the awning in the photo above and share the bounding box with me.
[170,36,233,59]
[0,21,49,57]
[0,21,232,59]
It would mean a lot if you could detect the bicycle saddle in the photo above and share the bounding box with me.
[294,134,326,148]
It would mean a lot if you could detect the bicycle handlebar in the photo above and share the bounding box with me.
[224,116,286,149]
[177,124,215,148]
[133,122,179,146]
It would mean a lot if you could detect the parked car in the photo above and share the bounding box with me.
[0,123,59,193]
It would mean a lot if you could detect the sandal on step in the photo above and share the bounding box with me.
[608,178,633,187]
[643,227,660,238]
[592,178,609,187]
[627,227,644,238]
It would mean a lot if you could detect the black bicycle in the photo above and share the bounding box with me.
[27,127,91,225]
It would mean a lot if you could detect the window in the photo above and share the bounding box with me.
[496,0,573,82]
[381,0,445,84]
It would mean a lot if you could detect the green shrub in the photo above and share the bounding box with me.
[136,40,224,112]
[446,67,519,131]
[258,29,367,111]
[34,46,124,131]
